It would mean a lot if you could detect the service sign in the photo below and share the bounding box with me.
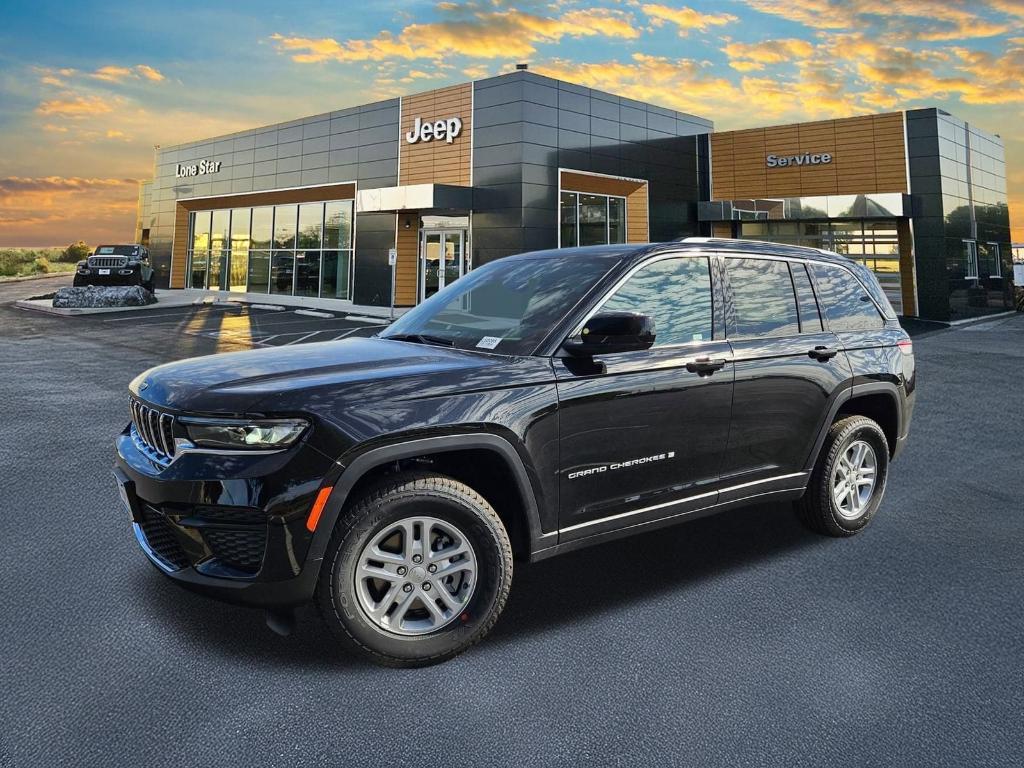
[406,116,463,145]
[766,152,833,168]
[175,160,223,178]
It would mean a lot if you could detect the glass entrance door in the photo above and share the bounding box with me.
[420,230,465,302]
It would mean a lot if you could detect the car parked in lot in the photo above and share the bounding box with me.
[113,238,915,666]
[75,244,155,291]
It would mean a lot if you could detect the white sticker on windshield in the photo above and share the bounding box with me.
[476,336,502,350]
[692,333,703,341]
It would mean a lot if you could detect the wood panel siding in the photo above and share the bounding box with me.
[399,84,472,186]
[560,170,649,243]
[394,214,419,306]
[897,218,918,316]
[169,182,357,289]
[710,112,908,200]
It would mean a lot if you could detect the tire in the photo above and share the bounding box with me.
[316,472,513,667]
[143,280,155,293]
[72,275,85,287]
[796,415,890,537]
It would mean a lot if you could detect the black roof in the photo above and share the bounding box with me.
[509,238,855,265]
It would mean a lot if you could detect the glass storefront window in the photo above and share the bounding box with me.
[190,211,211,289]
[579,194,608,246]
[209,209,230,290]
[321,251,350,300]
[560,192,578,247]
[248,251,270,293]
[297,203,323,249]
[229,208,251,292]
[609,197,625,244]
[324,201,353,249]
[271,251,294,294]
[295,250,320,297]
[560,191,627,248]
[186,200,353,300]
[273,205,297,249]
[251,207,273,250]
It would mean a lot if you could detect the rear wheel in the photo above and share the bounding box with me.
[316,472,513,667]
[796,415,889,537]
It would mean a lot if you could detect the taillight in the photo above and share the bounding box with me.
[897,339,913,354]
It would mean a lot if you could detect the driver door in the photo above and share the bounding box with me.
[553,253,734,541]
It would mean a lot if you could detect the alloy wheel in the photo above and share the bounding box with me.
[354,516,478,636]
[831,439,877,520]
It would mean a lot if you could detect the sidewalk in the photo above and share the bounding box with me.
[14,287,409,320]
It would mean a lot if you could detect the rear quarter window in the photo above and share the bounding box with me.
[810,262,885,332]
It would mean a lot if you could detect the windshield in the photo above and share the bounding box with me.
[381,255,615,356]
[94,245,139,256]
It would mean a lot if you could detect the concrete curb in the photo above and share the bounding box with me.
[0,271,76,284]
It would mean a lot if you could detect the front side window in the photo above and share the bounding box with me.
[727,258,800,338]
[811,263,885,332]
[381,256,615,356]
[600,256,713,347]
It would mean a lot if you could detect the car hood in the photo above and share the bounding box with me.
[130,337,501,413]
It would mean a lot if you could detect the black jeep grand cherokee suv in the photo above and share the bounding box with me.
[114,238,915,666]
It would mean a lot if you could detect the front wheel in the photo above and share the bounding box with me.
[316,472,513,667]
[796,415,890,537]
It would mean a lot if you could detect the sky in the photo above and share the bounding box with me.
[0,0,1022,247]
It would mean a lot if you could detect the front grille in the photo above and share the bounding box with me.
[203,528,267,574]
[138,505,189,571]
[130,399,176,463]
[88,256,128,269]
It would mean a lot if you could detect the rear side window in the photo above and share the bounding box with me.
[600,256,713,346]
[727,258,800,338]
[811,263,885,331]
[791,262,823,332]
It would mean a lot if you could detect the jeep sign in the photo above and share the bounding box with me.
[175,160,222,178]
[406,116,463,144]
[766,152,833,168]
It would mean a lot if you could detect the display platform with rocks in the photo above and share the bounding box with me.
[52,285,157,309]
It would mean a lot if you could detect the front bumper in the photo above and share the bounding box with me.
[114,428,337,608]
[75,268,142,287]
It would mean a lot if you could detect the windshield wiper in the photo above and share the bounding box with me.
[383,333,456,348]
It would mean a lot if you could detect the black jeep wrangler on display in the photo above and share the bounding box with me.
[113,238,915,666]
[75,244,155,291]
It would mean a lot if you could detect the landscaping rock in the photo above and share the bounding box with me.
[52,285,157,309]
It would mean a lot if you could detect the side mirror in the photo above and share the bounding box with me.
[563,311,656,357]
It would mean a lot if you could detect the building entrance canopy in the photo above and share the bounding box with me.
[355,184,474,213]
[699,193,911,222]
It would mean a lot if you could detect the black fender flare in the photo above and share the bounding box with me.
[306,433,553,567]
[802,381,903,472]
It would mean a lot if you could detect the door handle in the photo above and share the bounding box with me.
[808,345,839,362]
[686,357,727,376]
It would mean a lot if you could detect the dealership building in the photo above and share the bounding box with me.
[136,69,1014,321]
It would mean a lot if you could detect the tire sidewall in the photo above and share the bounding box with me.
[323,484,509,663]
[825,421,889,533]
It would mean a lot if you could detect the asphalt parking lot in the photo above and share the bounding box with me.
[1,277,1023,767]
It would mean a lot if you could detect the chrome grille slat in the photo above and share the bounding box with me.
[159,413,174,457]
[130,399,176,464]
[88,256,128,269]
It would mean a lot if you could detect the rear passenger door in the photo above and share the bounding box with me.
[808,262,891,388]
[719,256,852,498]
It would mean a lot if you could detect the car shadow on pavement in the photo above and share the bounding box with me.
[490,500,822,645]
[137,500,821,668]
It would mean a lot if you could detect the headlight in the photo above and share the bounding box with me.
[180,417,308,449]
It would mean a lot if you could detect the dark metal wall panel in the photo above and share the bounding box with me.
[471,71,711,265]
[147,98,400,291]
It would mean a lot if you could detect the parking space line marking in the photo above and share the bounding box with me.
[283,331,321,345]
[330,328,367,340]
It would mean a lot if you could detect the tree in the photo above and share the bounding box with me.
[63,240,90,261]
